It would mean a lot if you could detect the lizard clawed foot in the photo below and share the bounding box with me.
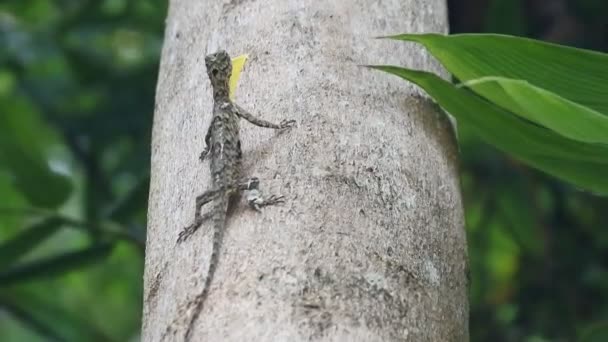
[263,195,286,206]
[247,189,285,212]
[199,147,210,161]
[177,212,211,243]
[177,223,198,243]
[279,119,296,130]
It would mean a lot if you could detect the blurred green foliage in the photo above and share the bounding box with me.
[1,0,607,341]
[449,0,608,341]
[0,0,165,340]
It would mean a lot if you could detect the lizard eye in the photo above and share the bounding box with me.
[211,68,219,76]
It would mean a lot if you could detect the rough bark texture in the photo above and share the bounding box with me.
[143,0,468,341]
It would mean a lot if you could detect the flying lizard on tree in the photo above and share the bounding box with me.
[163,50,295,341]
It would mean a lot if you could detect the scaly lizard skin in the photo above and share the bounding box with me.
[168,50,294,341]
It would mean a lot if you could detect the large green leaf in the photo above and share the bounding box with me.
[0,297,66,342]
[104,175,149,221]
[0,97,72,208]
[495,181,544,258]
[1,287,112,341]
[367,66,608,195]
[0,243,113,286]
[384,34,608,115]
[461,77,608,144]
[0,217,64,269]
[0,171,28,236]
[580,321,608,342]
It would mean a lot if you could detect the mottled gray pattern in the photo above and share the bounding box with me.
[164,50,294,341]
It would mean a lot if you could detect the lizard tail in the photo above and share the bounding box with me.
[184,192,229,341]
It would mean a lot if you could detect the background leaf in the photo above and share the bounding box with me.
[0,216,63,269]
[0,98,72,208]
[0,287,112,341]
[0,243,113,286]
[579,321,608,342]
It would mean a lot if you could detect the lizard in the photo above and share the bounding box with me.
[169,50,294,341]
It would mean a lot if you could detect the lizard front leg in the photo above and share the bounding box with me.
[198,122,213,161]
[234,104,295,130]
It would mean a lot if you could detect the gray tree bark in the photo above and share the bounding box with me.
[143,0,468,341]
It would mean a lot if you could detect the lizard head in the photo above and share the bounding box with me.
[205,50,232,93]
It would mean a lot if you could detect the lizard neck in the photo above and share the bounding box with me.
[213,87,230,102]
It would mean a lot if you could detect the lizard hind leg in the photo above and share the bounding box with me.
[177,188,223,243]
[242,178,285,211]
[247,190,285,211]
[178,178,259,243]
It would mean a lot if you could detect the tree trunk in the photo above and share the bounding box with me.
[143,0,468,341]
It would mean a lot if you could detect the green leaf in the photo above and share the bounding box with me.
[1,287,112,341]
[104,175,149,221]
[579,320,608,342]
[0,217,64,269]
[461,77,608,144]
[384,33,608,115]
[0,296,66,342]
[0,243,113,286]
[367,65,608,195]
[484,0,526,35]
[0,172,28,236]
[0,98,72,208]
[496,181,544,258]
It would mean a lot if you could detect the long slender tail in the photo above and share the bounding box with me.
[184,192,229,341]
